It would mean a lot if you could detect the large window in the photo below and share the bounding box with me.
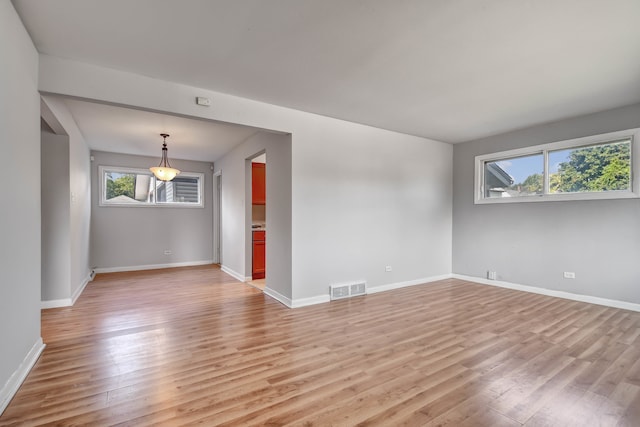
[475,129,639,204]
[100,166,204,207]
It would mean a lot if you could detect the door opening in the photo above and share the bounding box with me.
[213,171,222,264]
[248,153,266,290]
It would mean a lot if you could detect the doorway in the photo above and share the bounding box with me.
[247,152,266,290]
[213,171,222,265]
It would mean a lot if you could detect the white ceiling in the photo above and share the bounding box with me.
[14,0,640,144]
[59,98,260,162]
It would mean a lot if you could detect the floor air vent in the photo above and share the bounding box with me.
[330,281,367,300]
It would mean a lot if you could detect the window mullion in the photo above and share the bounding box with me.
[152,176,157,204]
[543,149,550,195]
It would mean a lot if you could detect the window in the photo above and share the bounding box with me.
[483,153,543,198]
[156,177,200,204]
[548,141,630,194]
[100,166,204,207]
[475,129,640,204]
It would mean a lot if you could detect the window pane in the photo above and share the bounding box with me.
[155,176,200,204]
[484,153,543,198]
[105,172,153,203]
[549,139,631,194]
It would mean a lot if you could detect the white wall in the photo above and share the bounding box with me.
[214,132,292,298]
[40,96,92,304]
[38,55,454,305]
[41,130,71,301]
[453,103,640,305]
[90,151,213,271]
[0,1,44,414]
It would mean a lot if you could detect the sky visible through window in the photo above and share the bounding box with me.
[496,152,571,184]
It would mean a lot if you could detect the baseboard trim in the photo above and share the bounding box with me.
[94,260,213,274]
[41,270,97,309]
[263,287,293,308]
[41,298,72,309]
[367,274,453,294]
[267,274,452,310]
[220,265,251,282]
[263,287,331,309]
[0,338,45,415]
[291,294,331,308]
[71,271,92,305]
[453,274,640,313]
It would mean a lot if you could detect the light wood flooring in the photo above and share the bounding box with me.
[1,265,640,426]
[246,278,266,291]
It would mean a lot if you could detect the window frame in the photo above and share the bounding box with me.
[474,128,640,204]
[99,165,205,208]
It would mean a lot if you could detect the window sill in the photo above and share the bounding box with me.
[98,202,204,208]
[475,190,639,204]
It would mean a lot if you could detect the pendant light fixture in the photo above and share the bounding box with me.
[150,133,180,181]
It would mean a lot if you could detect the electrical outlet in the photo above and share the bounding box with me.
[487,271,497,280]
[164,250,172,255]
[385,266,392,272]
[563,272,575,279]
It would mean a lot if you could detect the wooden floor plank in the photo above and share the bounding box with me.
[1,265,639,426]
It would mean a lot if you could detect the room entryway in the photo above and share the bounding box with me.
[250,152,266,288]
[213,171,222,264]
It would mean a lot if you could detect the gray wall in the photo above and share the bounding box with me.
[37,54,455,305]
[41,130,71,301]
[67,107,92,297]
[0,1,42,410]
[214,123,454,304]
[91,151,213,270]
[453,103,640,304]
[291,119,453,300]
[214,131,293,299]
[40,95,93,303]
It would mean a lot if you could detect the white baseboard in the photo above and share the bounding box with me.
[220,265,251,282]
[292,294,331,308]
[41,298,72,309]
[94,260,213,274]
[265,274,452,309]
[71,271,92,305]
[41,271,95,309]
[367,274,453,294]
[0,338,45,415]
[263,286,293,308]
[453,274,640,313]
[40,271,95,310]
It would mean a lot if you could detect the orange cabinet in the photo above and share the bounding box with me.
[252,163,266,205]
[252,230,265,279]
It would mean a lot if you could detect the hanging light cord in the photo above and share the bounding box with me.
[158,133,173,168]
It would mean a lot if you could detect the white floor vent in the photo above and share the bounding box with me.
[330,281,367,300]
